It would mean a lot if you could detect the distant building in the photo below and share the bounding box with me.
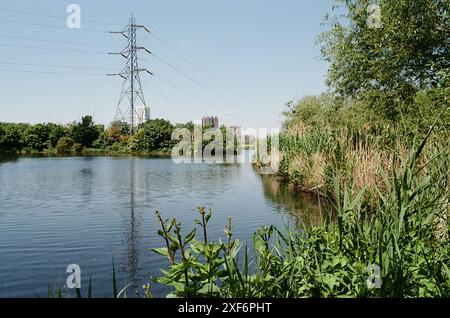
[229,126,242,139]
[134,105,150,126]
[202,116,219,129]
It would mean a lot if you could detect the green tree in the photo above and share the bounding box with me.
[105,121,129,146]
[128,127,145,152]
[23,123,50,152]
[0,123,24,152]
[142,119,174,151]
[69,116,100,148]
[320,0,449,118]
[47,124,67,148]
[55,136,74,154]
[175,121,195,132]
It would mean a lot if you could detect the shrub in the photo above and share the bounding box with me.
[55,137,73,154]
[72,143,83,154]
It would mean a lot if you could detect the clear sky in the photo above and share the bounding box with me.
[0,0,330,129]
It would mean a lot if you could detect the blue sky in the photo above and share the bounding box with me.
[0,0,331,128]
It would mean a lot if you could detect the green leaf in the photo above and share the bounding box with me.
[152,247,169,257]
[185,228,197,244]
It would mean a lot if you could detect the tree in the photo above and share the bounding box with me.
[69,116,100,148]
[320,0,449,118]
[175,121,195,132]
[128,127,145,152]
[47,124,66,148]
[142,119,174,151]
[23,123,50,152]
[55,136,73,154]
[0,123,24,152]
[105,121,129,146]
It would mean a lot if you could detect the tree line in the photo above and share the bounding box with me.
[0,116,195,155]
[0,116,243,156]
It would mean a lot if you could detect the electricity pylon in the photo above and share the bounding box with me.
[108,14,152,134]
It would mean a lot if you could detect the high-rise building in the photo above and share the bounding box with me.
[229,126,242,139]
[134,105,150,126]
[202,116,219,129]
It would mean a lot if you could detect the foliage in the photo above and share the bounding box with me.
[69,115,100,148]
[141,119,174,152]
[0,117,189,155]
[153,208,240,298]
[0,123,27,152]
[47,124,67,148]
[55,136,74,154]
[22,124,50,152]
[279,89,450,204]
[319,0,450,118]
[105,121,129,146]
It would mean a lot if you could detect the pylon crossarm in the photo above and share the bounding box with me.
[132,25,151,33]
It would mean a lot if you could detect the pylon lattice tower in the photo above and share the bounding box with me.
[108,14,152,134]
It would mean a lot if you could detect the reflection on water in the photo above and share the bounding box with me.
[125,159,140,285]
[0,154,323,297]
[260,174,329,226]
[0,156,19,166]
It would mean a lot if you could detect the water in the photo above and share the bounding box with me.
[0,154,323,298]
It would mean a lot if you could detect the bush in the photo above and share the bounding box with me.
[55,137,73,154]
[72,143,83,154]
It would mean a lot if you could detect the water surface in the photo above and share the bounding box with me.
[0,154,323,297]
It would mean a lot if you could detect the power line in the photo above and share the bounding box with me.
[145,30,281,124]
[47,0,130,15]
[0,62,115,70]
[0,68,105,76]
[0,8,122,26]
[151,52,238,106]
[150,51,264,122]
[153,53,277,123]
[0,34,115,48]
[0,18,107,33]
[145,34,278,124]
[150,31,250,102]
[0,43,106,54]
[152,73,229,116]
[145,86,205,115]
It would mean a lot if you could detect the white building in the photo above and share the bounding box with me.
[134,105,150,126]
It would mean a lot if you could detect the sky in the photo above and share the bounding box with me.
[0,0,331,129]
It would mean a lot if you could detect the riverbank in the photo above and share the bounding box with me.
[276,93,450,209]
